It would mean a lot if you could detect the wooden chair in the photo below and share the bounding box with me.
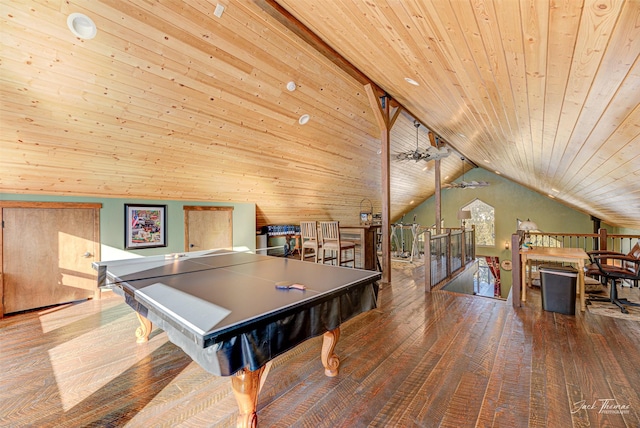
[300,221,320,262]
[319,221,355,267]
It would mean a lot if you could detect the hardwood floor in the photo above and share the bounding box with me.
[1,263,639,427]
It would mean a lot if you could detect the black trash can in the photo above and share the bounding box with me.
[539,264,578,315]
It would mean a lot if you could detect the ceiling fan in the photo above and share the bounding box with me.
[396,120,450,162]
[444,157,490,189]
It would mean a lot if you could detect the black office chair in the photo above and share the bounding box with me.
[585,249,621,285]
[588,252,640,314]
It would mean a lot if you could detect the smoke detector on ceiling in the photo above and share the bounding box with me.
[213,4,225,18]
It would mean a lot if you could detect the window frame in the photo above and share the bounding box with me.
[462,198,495,247]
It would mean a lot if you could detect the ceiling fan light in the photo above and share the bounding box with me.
[396,120,450,162]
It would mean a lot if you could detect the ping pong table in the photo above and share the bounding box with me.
[93,250,380,427]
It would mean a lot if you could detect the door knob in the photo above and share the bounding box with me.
[82,252,92,258]
[189,244,195,248]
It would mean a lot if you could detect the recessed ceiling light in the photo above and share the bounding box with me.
[67,13,97,40]
[551,188,559,193]
[404,77,419,86]
[286,81,296,91]
[547,194,556,199]
[484,159,490,163]
[458,133,466,138]
[298,114,310,125]
[494,170,501,175]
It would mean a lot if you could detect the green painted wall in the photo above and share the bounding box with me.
[403,168,640,298]
[1,194,256,260]
[614,226,640,235]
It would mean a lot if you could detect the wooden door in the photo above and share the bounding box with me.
[184,206,233,252]
[1,203,101,315]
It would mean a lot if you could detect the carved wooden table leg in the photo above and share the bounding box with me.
[231,366,267,428]
[135,313,152,343]
[321,327,341,377]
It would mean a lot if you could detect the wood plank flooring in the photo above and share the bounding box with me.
[1,263,639,427]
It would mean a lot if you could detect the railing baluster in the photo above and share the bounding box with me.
[528,231,637,255]
[423,227,636,292]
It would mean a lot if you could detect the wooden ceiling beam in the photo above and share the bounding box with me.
[258,0,384,95]
[365,84,392,284]
[258,1,427,133]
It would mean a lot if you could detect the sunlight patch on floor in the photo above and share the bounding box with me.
[37,304,85,333]
[46,315,166,411]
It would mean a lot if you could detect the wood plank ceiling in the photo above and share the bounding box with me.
[1,0,638,229]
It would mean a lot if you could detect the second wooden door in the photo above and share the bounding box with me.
[184,206,233,252]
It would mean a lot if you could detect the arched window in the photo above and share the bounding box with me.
[462,199,495,246]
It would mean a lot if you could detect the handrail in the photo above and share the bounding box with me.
[429,233,450,240]
[423,227,475,291]
[526,229,639,253]
[510,228,639,307]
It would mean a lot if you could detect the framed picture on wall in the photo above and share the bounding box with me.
[124,204,167,249]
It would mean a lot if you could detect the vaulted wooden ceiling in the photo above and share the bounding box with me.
[1,1,639,229]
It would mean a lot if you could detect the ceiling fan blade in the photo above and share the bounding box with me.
[397,146,450,162]
[466,181,490,188]
[396,151,425,161]
[444,180,490,189]
[395,152,415,161]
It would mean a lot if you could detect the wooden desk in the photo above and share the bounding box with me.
[520,247,588,312]
[340,225,380,271]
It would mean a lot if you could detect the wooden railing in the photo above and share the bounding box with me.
[510,228,640,307]
[423,227,476,291]
[525,229,639,254]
